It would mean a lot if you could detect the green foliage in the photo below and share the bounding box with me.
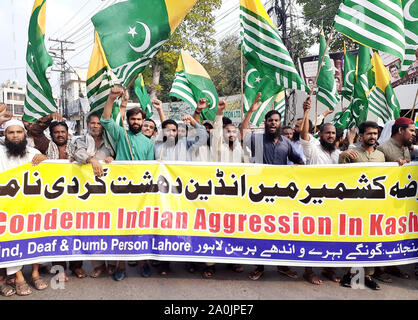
[296,0,356,52]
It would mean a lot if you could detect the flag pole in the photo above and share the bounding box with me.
[300,27,335,133]
[240,46,244,122]
[120,74,140,161]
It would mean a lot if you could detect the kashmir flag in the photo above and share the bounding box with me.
[240,0,308,92]
[243,63,282,126]
[23,0,58,122]
[274,90,286,124]
[334,0,405,63]
[400,0,418,77]
[134,74,153,119]
[368,52,401,122]
[86,31,114,116]
[169,50,218,121]
[316,30,339,110]
[341,42,356,101]
[92,0,197,87]
[349,45,375,126]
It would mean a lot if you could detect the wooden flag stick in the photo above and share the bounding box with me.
[300,27,335,133]
[240,46,245,122]
[404,88,418,119]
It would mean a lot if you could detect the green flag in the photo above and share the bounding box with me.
[368,52,401,123]
[91,0,197,87]
[400,0,418,77]
[349,45,374,126]
[169,50,218,121]
[341,42,356,101]
[243,63,282,126]
[23,0,58,122]
[316,30,339,110]
[134,74,153,119]
[240,0,308,92]
[334,0,405,63]
[332,105,356,130]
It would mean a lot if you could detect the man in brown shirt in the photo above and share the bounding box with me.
[375,117,415,282]
[338,121,384,290]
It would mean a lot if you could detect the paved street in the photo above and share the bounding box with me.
[1,262,416,300]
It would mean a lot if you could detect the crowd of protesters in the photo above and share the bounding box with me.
[0,88,416,296]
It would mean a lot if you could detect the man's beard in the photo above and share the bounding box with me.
[163,135,178,145]
[5,137,27,157]
[293,131,300,141]
[320,138,336,153]
[264,126,280,140]
[129,124,142,134]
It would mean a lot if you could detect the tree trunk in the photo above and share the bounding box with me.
[150,63,161,100]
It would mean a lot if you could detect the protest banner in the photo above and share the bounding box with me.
[0,161,416,268]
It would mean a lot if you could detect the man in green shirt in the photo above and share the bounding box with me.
[101,87,154,161]
[100,87,154,281]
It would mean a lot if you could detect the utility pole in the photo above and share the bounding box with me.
[49,38,74,118]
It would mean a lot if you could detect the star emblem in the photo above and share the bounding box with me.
[128,26,137,38]
[255,76,261,83]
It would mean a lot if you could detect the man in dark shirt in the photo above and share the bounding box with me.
[241,93,303,281]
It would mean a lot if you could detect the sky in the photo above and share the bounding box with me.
[0,0,308,97]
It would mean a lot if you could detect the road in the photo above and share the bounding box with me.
[1,261,416,300]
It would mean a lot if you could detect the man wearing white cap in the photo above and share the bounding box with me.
[0,119,48,296]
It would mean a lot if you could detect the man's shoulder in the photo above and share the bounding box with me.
[26,146,41,155]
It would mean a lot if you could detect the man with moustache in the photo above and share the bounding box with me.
[0,120,48,296]
[241,93,303,281]
[338,121,385,290]
[101,87,154,281]
[299,97,356,285]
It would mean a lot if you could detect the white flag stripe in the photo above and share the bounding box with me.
[242,12,289,53]
[334,16,404,59]
[26,63,43,89]
[25,94,51,116]
[251,96,274,125]
[339,5,404,47]
[172,82,194,95]
[170,89,197,108]
[27,81,56,113]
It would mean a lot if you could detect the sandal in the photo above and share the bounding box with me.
[321,268,341,283]
[277,266,298,279]
[0,283,15,297]
[384,266,410,279]
[202,265,215,279]
[13,280,32,296]
[364,276,381,290]
[229,264,244,273]
[71,267,87,279]
[31,276,48,290]
[90,264,107,278]
[249,267,264,281]
[107,265,116,276]
[303,271,323,285]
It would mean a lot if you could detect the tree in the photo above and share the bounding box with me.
[145,0,222,100]
[296,0,355,52]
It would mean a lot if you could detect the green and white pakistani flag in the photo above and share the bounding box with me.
[316,30,339,110]
[332,105,356,130]
[368,52,401,123]
[169,50,218,121]
[342,42,356,101]
[243,63,283,126]
[92,0,197,88]
[334,0,405,63]
[23,0,58,122]
[240,0,308,92]
[134,74,153,119]
[349,45,375,126]
[400,0,418,77]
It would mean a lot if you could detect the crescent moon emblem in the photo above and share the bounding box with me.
[202,90,217,110]
[129,22,151,53]
[345,70,354,88]
[245,69,257,89]
[404,0,418,22]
